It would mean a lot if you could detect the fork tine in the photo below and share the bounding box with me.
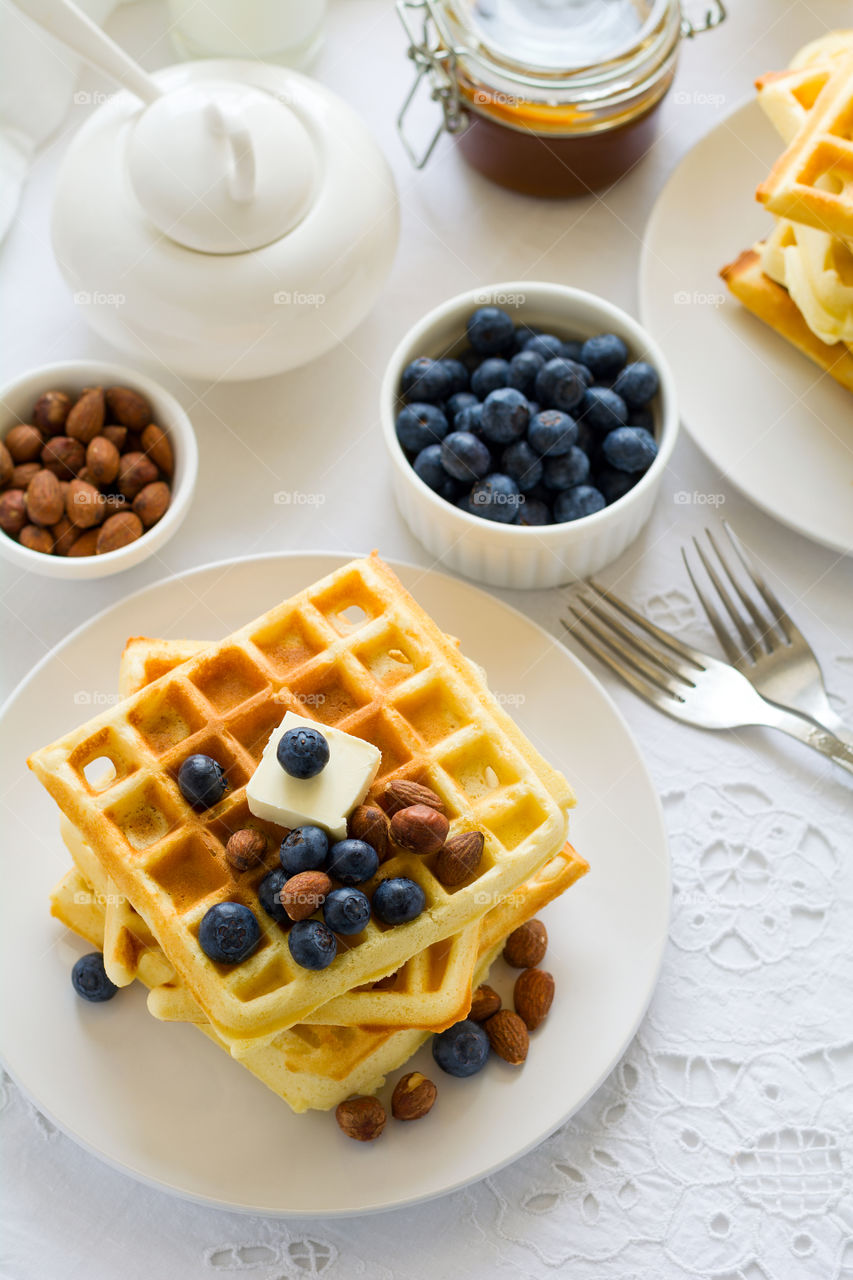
[562,612,685,706]
[706,528,774,654]
[691,534,763,660]
[722,521,800,645]
[681,545,742,665]
[574,589,698,686]
[586,578,709,668]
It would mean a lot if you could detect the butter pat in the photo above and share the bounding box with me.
[247,711,381,841]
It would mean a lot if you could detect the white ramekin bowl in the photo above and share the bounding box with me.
[0,361,198,579]
[380,281,679,589]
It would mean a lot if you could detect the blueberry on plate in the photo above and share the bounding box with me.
[258,868,291,926]
[396,402,449,454]
[454,403,484,436]
[177,754,229,810]
[199,902,261,964]
[71,952,118,1002]
[328,838,380,885]
[289,919,338,969]
[579,386,628,433]
[528,409,578,457]
[466,305,515,355]
[277,726,330,779]
[581,333,628,379]
[441,358,470,397]
[441,431,491,482]
[534,358,586,413]
[470,357,511,399]
[280,825,329,875]
[602,426,658,473]
[554,484,607,522]
[432,1019,490,1077]
[596,465,638,504]
[515,497,552,526]
[470,472,522,523]
[480,388,530,444]
[401,356,451,404]
[501,440,543,492]
[508,349,544,397]
[612,360,659,408]
[414,444,457,498]
[523,333,566,362]
[372,877,426,925]
[543,446,590,491]
[323,886,371,935]
[445,391,479,423]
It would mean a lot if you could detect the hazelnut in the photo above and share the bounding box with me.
[33,391,71,436]
[391,1072,437,1121]
[67,529,100,557]
[0,442,12,487]
[65,388,105,443]
[86,436,120,485]
[102,424,127,451]
[19,524,54,554]
[96,511,143,553]
[11,462,41,489]
[66,478,105,529]
[51,516,77,555]
[5,424,44,464]
[225,828,267,872]
[26,469,64,526]
[0,489,27,536]
[335,1096,386,1141]
[117,451,158,500]
[41,436,85,480]
[390,803,449,855]
[132,480,171,527]
[141,422,174,476]
[105,385,151,429]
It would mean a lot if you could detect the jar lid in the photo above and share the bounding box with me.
[126,81,318,254]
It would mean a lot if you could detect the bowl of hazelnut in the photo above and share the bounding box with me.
[0,361,197,578]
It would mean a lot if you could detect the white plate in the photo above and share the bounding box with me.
[639,98,853,556]
[0,553,669,1216]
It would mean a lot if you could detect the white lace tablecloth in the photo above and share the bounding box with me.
[1,2,852,1277]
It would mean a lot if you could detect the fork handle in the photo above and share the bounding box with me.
[762,705,853,776]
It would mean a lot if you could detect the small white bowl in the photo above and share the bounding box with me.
[0,361,198,579]
[380,281,679,589]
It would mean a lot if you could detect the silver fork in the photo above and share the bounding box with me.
[563,582,853,777]
[681,522,853,747]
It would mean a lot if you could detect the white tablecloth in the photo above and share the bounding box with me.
[1,2,852,1277]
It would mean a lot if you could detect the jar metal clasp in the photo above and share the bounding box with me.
[681,0,727,38]
[396,0,467,169]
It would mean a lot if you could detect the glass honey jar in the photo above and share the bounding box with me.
[397,0,726,197]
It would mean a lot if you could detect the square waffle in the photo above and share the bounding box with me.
[31,555,574,1046]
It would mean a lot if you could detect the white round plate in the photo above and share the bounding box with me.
[640,98,853,556]
[0,553,669,1215]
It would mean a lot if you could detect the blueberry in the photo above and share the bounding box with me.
[323,886,371,935]
[258,868,291,925]
[501,440,543,491]
[454,403,483,435]
[481,388,530,444]
[414,444,457,498]
[446,391,478,423]
[432,1019,490,1077]
[563,339,584,362]
[577,363,594,386]
[515,498,552,526]
[328,838,380,885]
[288,919,337,969]
[629,407,655,432]
[581,333,628,379]
[177,754,228,810]
[280,825,329,875]
[512,323,540,352]
[372,877,426,924]
[543,446,590,491]
[612,360,659,408]
[466,306,515,355]
[441,358,469,396]
[199,902,261,964]
[456,491,476,515]
[277,726,329,779]
[71,952,118,1002]
[528,409,578,457]
[579,387,628,433]
[602,426,658,473]
[470,472,522,523]
[535,358,586,412]
[441,431,491,481]
[523,333,566,362]
[596,465,638,504]
[526,400,540,417]
[554,484,606,522]
[401,357,451,404]
[470,358,510,399]
[508,350,544,397]
[396,402,449,454]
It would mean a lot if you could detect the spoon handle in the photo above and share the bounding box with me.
[11,0,162,105]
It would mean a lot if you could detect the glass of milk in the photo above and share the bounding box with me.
[167,0,326,68]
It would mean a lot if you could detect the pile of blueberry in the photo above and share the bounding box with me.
[395,305,660,526]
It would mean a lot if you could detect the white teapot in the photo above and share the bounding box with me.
[23,1,399,381]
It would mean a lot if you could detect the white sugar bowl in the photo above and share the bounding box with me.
[51,60,399,381]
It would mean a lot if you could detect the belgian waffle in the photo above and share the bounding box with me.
[51,842,589,1112]
[31,555,574,1046]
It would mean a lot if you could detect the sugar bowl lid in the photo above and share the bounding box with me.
[126,80,318,254]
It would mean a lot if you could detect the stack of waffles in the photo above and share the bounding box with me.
[30,554,587,1112]
[721,31,853,391]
